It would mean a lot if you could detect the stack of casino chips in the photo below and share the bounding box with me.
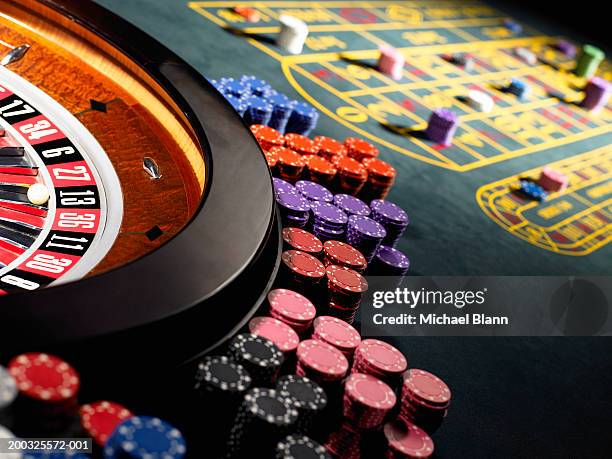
[276,375,327,435]
[268,91,297,133]
[368,246,410,277]
[580,77,611,112]
[574,44,605,78]
[505,78,530,100]
[343,373,396,430]
[325,265,368,325]
[538,167,569,193]
[228,333,285,386]
[80,401,133,447]
[377,45,405,81]
[276,190,310,228]
[333,194,370,218]
[518,179,547,201]
[502,18,522,34]
[332,156,368,196]
[286,134,317,156]
[282,227,324,258]
[555,40,577,59]
[276,434,331,459]
[353,339,408,390]
[346,215,387,263]
[344,137,379,162]
[296,180,333,205]
[310,202,348,242]
[286,102,319,136]
[249,317,301,356]
[425,108,459,146]
[268,288,317,334]
[311,316,361,362]
[273,147,306,183]
[279,250,326,298]
[361,158,397,201]
[104,416,187,459]
[225,94,248,116]
[251,124,285,151]
[277,14,309,55]
[274,177,296,195]
[399,369,452,435]
[295,339,349,386]
[8,353,81,433]
[384,419,434,459]
[227,388,298,458]
[314,136,347,162]
[322,241,367,274]
[302,155,337,186]
[370,199,409,247]
[244,96,273,126]
[324,421,361,459]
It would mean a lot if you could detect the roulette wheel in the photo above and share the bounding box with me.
[0,0,280,374]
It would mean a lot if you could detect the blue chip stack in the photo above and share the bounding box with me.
[103,416,187,459]
[242,76,272,98]
[506,78,530,100]
[268,91,296,133]
[224,78,251,98]
[276,190,310,228]
[346,215,387,263]
[519,180,548,201]
[285,101,320,136]
[225,94,248,116]
[244,96,273,126]
[368,245,410,277]
[295,180,333,204]
[369,199,409,247]
[310,201,348,242]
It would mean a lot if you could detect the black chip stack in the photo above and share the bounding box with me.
[229,334,285,386]
[276,434,331,459]
[276,375,327,436]
[227,388,298,458]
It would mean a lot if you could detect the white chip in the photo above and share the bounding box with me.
[277,15,309,55]
[467,90,494,113]
[27,183,50,205]
[514,47,537,65]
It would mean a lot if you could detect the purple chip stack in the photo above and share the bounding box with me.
[368,245,410,276]
[295,180,334,204]
[346,215,386,263]
[425,108,459,146]
[273,177,296,196]
[556,40,577,59]
[333,194,371,218]
[310,202,348,242]
[581,77,611,112]
[276,190,310,228]
[369,199,409,247]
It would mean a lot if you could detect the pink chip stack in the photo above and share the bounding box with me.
[377,45,405,80]
[296,339,349,384]
[343,373,397,429]
[267,288,317,333]
[352,339,408,389]
[312,315,361,361]
[538,167,569,192]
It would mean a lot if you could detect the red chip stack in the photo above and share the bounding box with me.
[248,316,300,355]
[79,400,133,446]
[361,157,397,201]
[353,339,408,389]
[250,124,284,150]
[323,240,367,273]
[264,148,278,169]
[325,421,361,459]
[268,288,317,334]
[343,373,396,429]
[344,137,379,162]
[399,369,451,434]
[280,250,327,296]
[332,156,368,196]
[282,228,323,258]
[384,418,435,459]
[296,339,348,385]
[311,315,361,361]
[303,154,337,185]
[314,136,347,162]
[285,133,317,156]
[325,264,368,325]
[273,146,305,183]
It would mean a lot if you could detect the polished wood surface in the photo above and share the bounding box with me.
[0,0,205,275]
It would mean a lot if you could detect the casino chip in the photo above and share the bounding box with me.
[276,375,327,434]
[344,137,379,162]
[249,316,301,354]
[353,339,407,388]
[312,316,361,358]
[268,288,317,332]
[276,434,331,459]
[0,365,18,410]
[313,136,347,161]
[322,241,367,273]
[8,353,80,402]
[296,339,349,383]
[280,250,326,297]
[343,373,396,429]
[384,419,434,459]
[229,334,284,385]
[194,355,252,394]
[103,416,186,459]
[399,369,451,434]
[80,400,133,446]
[282,228,323,257]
